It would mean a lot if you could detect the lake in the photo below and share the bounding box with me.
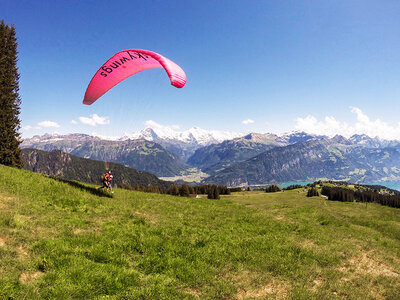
[279,181,313,188]
[363,181,400,192]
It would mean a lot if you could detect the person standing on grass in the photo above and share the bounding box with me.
[100,170,113,192]
[107,174,114,193]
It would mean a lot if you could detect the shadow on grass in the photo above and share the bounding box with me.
[49,176,113,198]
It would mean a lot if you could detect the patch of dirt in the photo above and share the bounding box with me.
[237,280,289,299]
[299,239,317,250]
[0,236,6,247]
[134,211,151,218]
[182,288,200,297]
[134,211,157,224]
[34,225,58,237]
[310,278,324,292]
[73,226,102,235]
[273,214,295,224]
[73,228,84,234]
[19,271,44,283]
[16,245,29,257]
[220,269,289,299]
[337,251,399,278]
[0,194,13,209]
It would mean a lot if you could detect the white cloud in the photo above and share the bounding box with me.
[144,120,180,130]
[79,114,110,126]
[295,107,400,140]
[70,120,78,124]
[242,119,255,125]
[38,120,60,128]
[21,124,43,131]
[145,120,163,129]
[22,121,59,132]
[22,125,33,131]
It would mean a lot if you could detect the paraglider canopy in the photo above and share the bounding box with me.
[83,49,186,105]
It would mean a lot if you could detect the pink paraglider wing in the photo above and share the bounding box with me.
[83,49,186,105]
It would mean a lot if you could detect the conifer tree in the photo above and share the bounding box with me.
[167,184,179,196]
[207,187,214,199]
[266,185,281,193]
[213,186,220,199]
[307,187,319,197]
[179,184,190,197]
[0,20,23,168]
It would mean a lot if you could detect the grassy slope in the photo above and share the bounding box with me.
[0,165,399,299]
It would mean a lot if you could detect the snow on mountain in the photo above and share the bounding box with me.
[23,133,96,144]
[23,128,400,149]
[348,134,380,148]
[122,126,243,145]
[279,131,327,144]
[348,134,400,148]
[186,127,243,145]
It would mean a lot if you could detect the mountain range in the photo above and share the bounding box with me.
[123,126,244,161]
[22,134,186,177]
[204,138,400,186]
[21,127,400,186]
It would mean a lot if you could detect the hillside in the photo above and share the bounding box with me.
[0,165,399,298]
[205,138,400,186]
[187,134,284,174]
[22,135,186,177]
[21,148,171,189]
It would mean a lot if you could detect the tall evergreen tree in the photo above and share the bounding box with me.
[213,186,220,200]
[0,20,23,168]
[179,184,190,197]
[167,184,179,196]
[207,187,214,199]
[306,187,319,197]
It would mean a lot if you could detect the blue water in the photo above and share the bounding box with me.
[363,181,400,192]
[279,181,313,188]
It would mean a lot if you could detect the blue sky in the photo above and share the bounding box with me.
[2,0,400,139]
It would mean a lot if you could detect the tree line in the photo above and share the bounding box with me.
[118,183,232,199]
[321,186,400,208]
[283,184,304,190]
[266,184,312,193]
[266,185,281,193]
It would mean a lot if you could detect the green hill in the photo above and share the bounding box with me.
[0,165,399,299]
[21,148,171,189]
[22,136,187,177]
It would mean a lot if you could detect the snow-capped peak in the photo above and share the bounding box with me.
[123,125,243,145]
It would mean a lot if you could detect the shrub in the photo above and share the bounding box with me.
[266,185,281,193]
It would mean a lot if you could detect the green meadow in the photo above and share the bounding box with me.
[0,165,399,299]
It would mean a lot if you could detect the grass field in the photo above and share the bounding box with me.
[0,165,399,299]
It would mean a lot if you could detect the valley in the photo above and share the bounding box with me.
[22,129,400,189]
